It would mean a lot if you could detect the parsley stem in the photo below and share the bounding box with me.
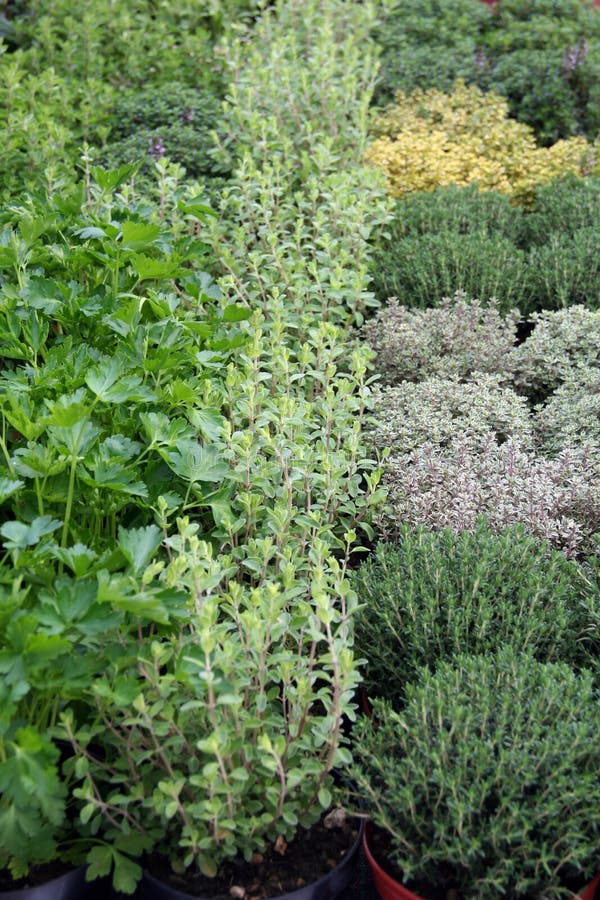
[61,451,79,549]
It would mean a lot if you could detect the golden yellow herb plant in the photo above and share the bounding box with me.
[366,81,597,204]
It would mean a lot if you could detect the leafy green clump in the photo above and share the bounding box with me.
[353,522,599,707]
[0,167,245,563]
[0,726,66,878]
[370,229,527,313]
[375,0,600,145]
[351,649,600,899]
[12,0,231,87]
[66,527,361,886]
[373,0,489,104]
[369,178,600,316]
[101,82,230,187]
[0,0,232,201]
[524,175,600,245]
[479,0,600,145]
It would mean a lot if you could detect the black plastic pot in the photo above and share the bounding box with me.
[0,867,87,900]
[135,820,365,900]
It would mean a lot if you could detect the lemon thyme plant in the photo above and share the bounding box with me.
[365,81,595,204]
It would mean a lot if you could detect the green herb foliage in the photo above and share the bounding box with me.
[353,523,599,707]
[0,0,232,201]
[0,165,248,877]
[0,166,245,560]
[371,180,600,314]
[65,525,360,887]
[27,0,389,889]
[524,175,600,244]
[373,0,489,104]
[375,0,600,145]
[350,649,600,899]
[372,229,527,312]
[101,82,230,191]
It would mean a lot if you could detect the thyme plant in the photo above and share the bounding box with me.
[350,649,600,899]
[353,522,600,706]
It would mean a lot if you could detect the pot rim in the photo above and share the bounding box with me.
[362,824,423,900]
[141,817,366,900]
[0,865,87,900]
[363,824,600,900]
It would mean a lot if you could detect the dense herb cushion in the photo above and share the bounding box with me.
[351,649,600,899]
[353,522,599,706]
[362,293,520,386]
[370,229,527,312]
[102,82,230,184]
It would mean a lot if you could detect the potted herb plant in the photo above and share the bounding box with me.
[351,521,600,708]
[0,569,113,900]
[0,168,246,897]
[349,648,600,900]
[63,524,364,898]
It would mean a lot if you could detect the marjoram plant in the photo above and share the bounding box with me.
[64,523,361,892]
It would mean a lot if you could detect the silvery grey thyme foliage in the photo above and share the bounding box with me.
[369,374,533,455]
[380,438,600,556]
[511,305,600,401]
[362,292,520,386]
[535,366,600,454]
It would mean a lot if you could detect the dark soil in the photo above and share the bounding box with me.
[515,318,536,345]
[145,814,360,899]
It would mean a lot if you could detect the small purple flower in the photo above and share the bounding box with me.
[582,155,593,176]
[562,39,588,73]
[149,137,166,159]
[474,48,488,71]
[179,108,194,123]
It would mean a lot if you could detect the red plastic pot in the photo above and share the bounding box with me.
[363,826,600,900]
[582,873,600,900]
[362,827,422,900]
